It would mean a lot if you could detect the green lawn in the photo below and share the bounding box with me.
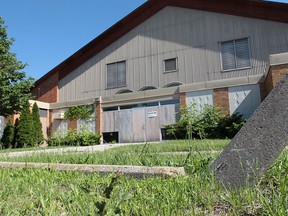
[0,140,287,215]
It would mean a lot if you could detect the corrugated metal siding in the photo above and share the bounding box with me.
[59,7,288,102]
[228,84,261,119]
[52,120,68,137]
[78,118,96,134]
[186,90,214,110]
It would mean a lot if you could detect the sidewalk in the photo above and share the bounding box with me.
[0,142,154,158]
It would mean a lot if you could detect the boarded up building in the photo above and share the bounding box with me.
[28,0,288,143]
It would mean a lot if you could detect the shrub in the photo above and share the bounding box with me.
[15,103,35,148]
[48,128,101,147]
[46,130,63,146]
[1,119,15,149]
[165,104,245,139]
[77,127,101,146]
[31,103,44,144]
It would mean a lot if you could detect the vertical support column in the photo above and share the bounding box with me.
[96,97,103,144]
[259,83,267,102]
[213,87,230,115]
[68,119,78,130]
[6,114,20,125]
[48,110,53,137]
[179,92,186,107]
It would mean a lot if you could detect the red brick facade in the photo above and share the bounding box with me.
[179,93,186,107]
[68,119,78,130]
[213,87,230,115]
[262,63,288,100]
[31,72,59,103]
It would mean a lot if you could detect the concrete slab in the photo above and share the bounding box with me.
[211,75,288,188]
[0,162,185,177]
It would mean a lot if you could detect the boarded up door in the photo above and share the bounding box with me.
[145,107,161,142]
[119,110,133,143]
[132,109,145,142]
[102,105,178,143]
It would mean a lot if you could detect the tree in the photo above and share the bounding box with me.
[15,102,34,148]
[31,102,44,144]
[1,119,14,148]
[0,16,34,117]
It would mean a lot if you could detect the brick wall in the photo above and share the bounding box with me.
[31,72,59,103]
[213,87,230,114]
[179,93,186,107]
[262,63,288,100]
[68,119,78,130]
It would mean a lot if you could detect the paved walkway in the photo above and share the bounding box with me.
[0,142,152,158]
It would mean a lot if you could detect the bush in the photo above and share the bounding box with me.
[48,129,101,147]
[165,104,245,139]
[31,103,44,144]
[15,103,35,148]
[1,119,15,149]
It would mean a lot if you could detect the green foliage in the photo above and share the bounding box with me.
[0,119,14,148]
[165,104,245,139]
[64,104,95,120]
[0,141,286,215]
[48,128,101,147]
[31,103,44,144]
[15,103,35,148]
[0,16,35,117]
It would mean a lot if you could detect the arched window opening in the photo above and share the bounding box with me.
[163,82,184,88]
[116,89,133,94]
[138,86,158,91]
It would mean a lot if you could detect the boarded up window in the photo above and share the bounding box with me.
[107,61,126,88]
[164,58,177,72]
[78,118,96,134]
[221,38,251,71]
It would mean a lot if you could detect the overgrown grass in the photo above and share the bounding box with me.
[0,140,286,215]
[0,140,227,174]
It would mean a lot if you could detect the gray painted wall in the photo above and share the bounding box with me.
[59,6,288,102]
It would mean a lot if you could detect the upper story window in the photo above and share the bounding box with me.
[220,38,251,71]
[164,58,178,73]
[107,61,126,89]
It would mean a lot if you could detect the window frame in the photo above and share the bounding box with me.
[163,57,178,73]
[220,37,252,72]
[106,61,127,89]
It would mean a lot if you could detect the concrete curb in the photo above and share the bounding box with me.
[0,162,185,178]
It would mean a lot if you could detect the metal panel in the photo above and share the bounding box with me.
[228,84,261,119]
[52,119,68,137]
[132,109,145,142]
[159,104,180,126]
[78,118,96,134]
[58,7,288,102]
[145,107,161,142]
[118,110,133,143]
[186,90,214,110]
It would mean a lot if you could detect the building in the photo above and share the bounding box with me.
[29,0,288,143]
